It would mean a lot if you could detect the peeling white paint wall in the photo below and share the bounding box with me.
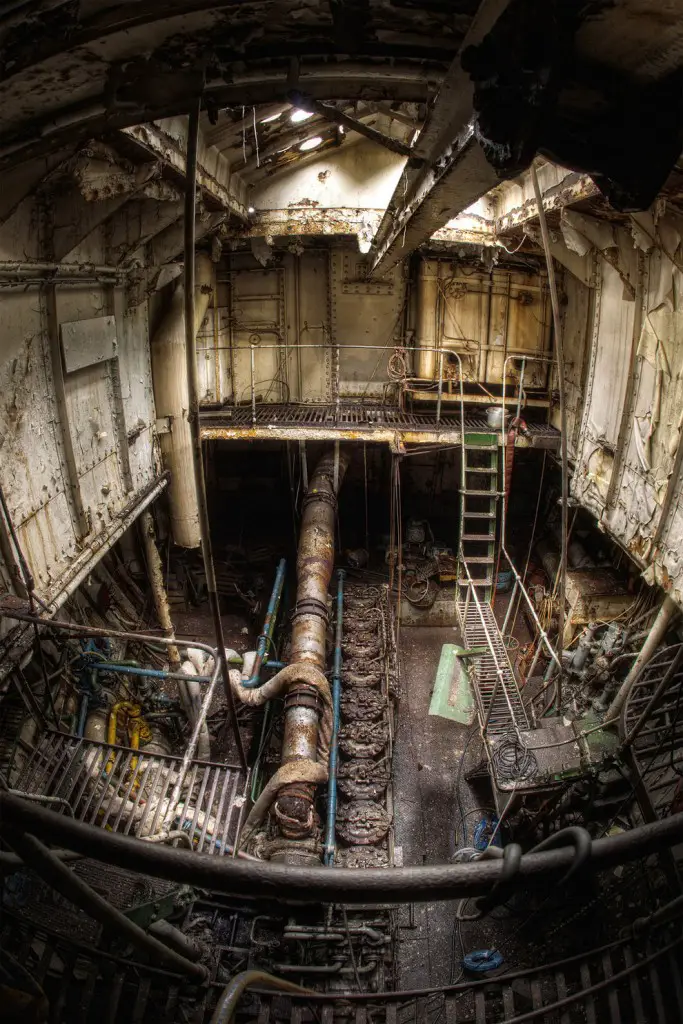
[563,207,683,608]
[254,138,406,212]
[0,191,159,611]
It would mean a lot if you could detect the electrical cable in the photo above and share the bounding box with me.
[491,734,538,784]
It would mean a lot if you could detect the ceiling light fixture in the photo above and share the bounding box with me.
[299,136,323,151]
[248,206,255,214]
[290,109,314,123]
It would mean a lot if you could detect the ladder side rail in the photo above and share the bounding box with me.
[459,552,524,739]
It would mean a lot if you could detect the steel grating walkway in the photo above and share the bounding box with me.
[200,402,560,445]
[14,730,247,853]
[459,600,529,734]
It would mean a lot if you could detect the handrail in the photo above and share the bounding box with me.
[2,791,683,903]
[498,353,564,687]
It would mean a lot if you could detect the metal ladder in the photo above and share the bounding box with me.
[458,431,499,604]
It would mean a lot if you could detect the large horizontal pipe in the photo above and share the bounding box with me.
[2,793,682,905]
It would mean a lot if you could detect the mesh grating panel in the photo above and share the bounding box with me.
[200,402,560,440]
[459,600,528,734]
[14,730,247,853]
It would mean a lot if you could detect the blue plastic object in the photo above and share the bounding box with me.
[462,949,504,973]
[473,816,502,851]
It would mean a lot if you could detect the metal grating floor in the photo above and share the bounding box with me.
[200,402,560,441]
[14,730,247,854]
[2,907,682,1024]
[459,601,529,734]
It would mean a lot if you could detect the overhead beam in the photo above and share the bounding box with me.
[0,65,438,175]
[329,0,372,54]
[291,96,417,159]
[369,0,511,276]
[493,169,599,234]
[371,122,500,276]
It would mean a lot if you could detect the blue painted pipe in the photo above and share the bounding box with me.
[242,558,287,688]
[324,569,345,866]
[77,693,89,738]
[92,660,286,685]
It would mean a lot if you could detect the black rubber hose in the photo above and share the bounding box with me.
[530,825,592,884]
[473,842,522,916]
[2,793,683,905]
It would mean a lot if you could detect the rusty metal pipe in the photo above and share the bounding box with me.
[273,447,349,848]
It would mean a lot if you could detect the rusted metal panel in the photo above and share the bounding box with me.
[0,261,157,603]
[493,169,599,233]
[333,252,405,398]
[60,315,117,373]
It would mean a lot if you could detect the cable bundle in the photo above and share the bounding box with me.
[492,733,538,783]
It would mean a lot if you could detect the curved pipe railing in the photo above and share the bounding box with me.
[2,791,682,905]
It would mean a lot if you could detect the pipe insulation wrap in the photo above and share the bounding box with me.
[231,448,349,851]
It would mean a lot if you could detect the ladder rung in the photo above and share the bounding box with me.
[458,577,493,586]
[466,466,497,474]
[464,443,498,451]
[462,533,495,541]
[465,556,495,564]
[464,489,500,497]
[463,511,497,519]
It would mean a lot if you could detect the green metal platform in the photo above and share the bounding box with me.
[428,644,480,724]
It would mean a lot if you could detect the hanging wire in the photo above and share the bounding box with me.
[241,105,247,164]
[252,106,260,167]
